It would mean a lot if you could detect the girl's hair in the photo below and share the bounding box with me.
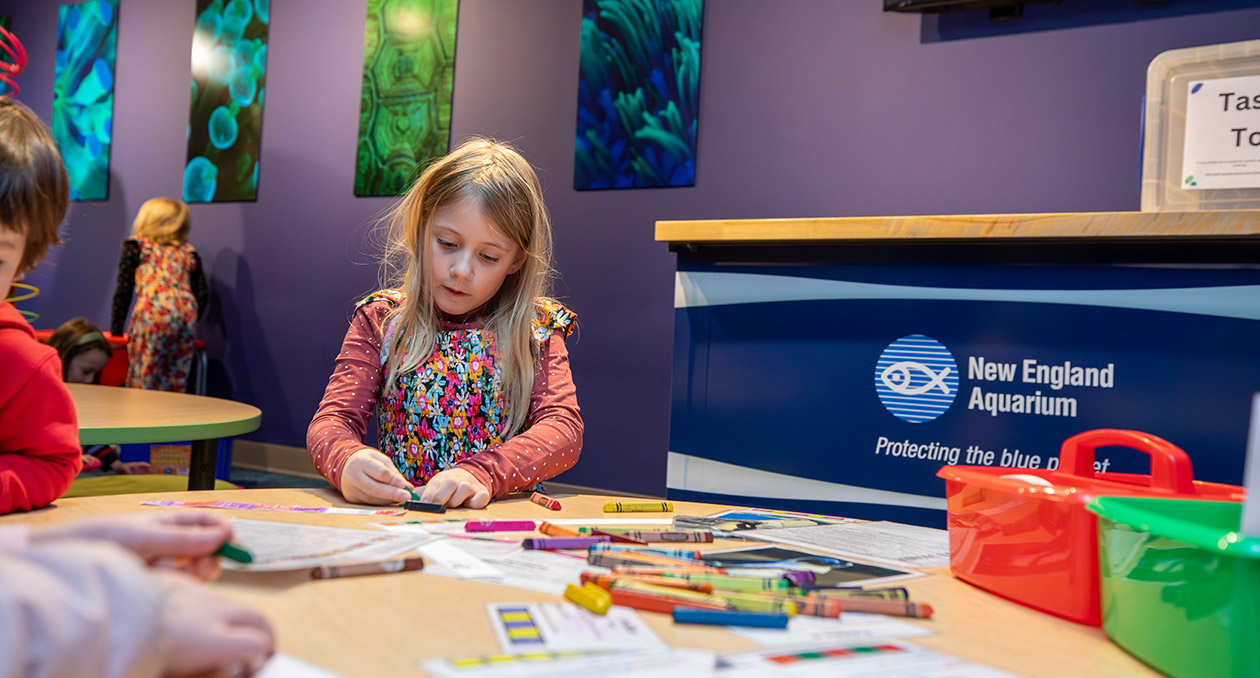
[46,316,112,382]
[380,137,554,437]
[131,197,190,245]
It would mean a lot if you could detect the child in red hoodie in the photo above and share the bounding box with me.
[0,97,79,513]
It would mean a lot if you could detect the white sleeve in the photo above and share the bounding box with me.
[0,540,165,678]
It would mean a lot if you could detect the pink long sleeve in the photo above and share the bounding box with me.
[306,302,583,497]
[306,302,389,490]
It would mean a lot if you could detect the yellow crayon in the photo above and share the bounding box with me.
[564,582,612,615]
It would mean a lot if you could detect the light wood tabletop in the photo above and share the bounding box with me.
[5,489,1160,678]
[66,383,261,490]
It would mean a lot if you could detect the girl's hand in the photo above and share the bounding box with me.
[418,468,491,509]
[156,571,275,677]
[341,448,414,505]
[112,460,152,474]
[32,512,231,581]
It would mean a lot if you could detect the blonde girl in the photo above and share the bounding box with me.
[308,138,581,508]
[111,198,207,391]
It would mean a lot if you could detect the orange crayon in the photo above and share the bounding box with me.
[530,492,562,510]
[539,521,582,537]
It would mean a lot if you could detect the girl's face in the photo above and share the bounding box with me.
[66,347,110,384]
[426,197,524,319]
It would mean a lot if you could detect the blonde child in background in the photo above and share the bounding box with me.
[308,138,582,508]
[46,317,151,475]
[110,197,208,392]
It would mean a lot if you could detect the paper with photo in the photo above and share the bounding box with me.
[750,521,950,569]
[220,518,432,572]
[703,544,921,587]
[487,602,667,653]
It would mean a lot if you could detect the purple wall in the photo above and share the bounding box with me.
[5,0,1259,495]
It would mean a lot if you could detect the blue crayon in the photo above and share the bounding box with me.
[672,607,789,629]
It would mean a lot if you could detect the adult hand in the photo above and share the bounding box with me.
[112,460,152,474]
[156,571,275,677]
[32,512,231,580]
[341,448,414,505]
[418,468,490,509]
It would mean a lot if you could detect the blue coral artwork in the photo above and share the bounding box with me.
[52,0,119,202]
[355,0,458,197]
[184,0,270,203]
[574,0,703,190]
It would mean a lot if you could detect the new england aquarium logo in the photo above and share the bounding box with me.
[874,334,959,423]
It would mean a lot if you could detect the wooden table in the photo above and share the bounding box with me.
[66,383,261,490]
[6,489,1159,678]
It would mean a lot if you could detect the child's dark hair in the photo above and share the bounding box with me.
[46,316,112,382]
[0,98,69,274]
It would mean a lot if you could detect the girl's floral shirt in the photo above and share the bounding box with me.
[307,292,581,498]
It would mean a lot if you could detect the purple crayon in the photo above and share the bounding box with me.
[521,537,611,550]
[784,571,816,587]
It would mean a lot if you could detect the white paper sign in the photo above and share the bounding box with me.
[1181,74,1260,190]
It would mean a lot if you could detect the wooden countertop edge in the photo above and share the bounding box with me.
[655,210,1260,243]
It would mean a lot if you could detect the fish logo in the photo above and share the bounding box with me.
[874,335,959,423]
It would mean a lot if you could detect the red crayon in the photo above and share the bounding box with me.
[530,492,562,510]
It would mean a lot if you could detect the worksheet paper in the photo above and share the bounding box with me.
[750,521,951,569]
[487,603,667,653]
[255,653,344,678]
[422,649,714,678]
[415,536,608,595]
[727,612,932,647]
[221,518,433,571]
[716,640,1019,677]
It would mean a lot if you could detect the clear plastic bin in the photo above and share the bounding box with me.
[1141,39,1260,211]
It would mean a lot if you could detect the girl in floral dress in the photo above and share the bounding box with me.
[307,138,582,509]
[111,198,207,392]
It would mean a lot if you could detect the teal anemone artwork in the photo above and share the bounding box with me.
[574,0,703,190]
[184,0,270,203]
[52,0,119,202]
[355,0,458,197]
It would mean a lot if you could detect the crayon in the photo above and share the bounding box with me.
[521,536,610,550]
[403,500,446,514]
[611,565,728,576]
[407,488,423,502]
[590,528,646,544]
[580,572,715,594]
[658,573,791,593]
[530,492,562,511]
[608,587,727,615]
[603,502,674,513]
[809,586,909,601]
[617,530,713,543]
[673,607,790,629]
[564,582,611,615]
[717,591,837,618]
[539,522,583,538]
[216,541,253,564]
[466,520,536,532]
[783,571,815,587]
[588,544,703,560]
[587,552,712,571]
[612,579,722,605]
[822,596,934,618]
[311,557,424,580]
